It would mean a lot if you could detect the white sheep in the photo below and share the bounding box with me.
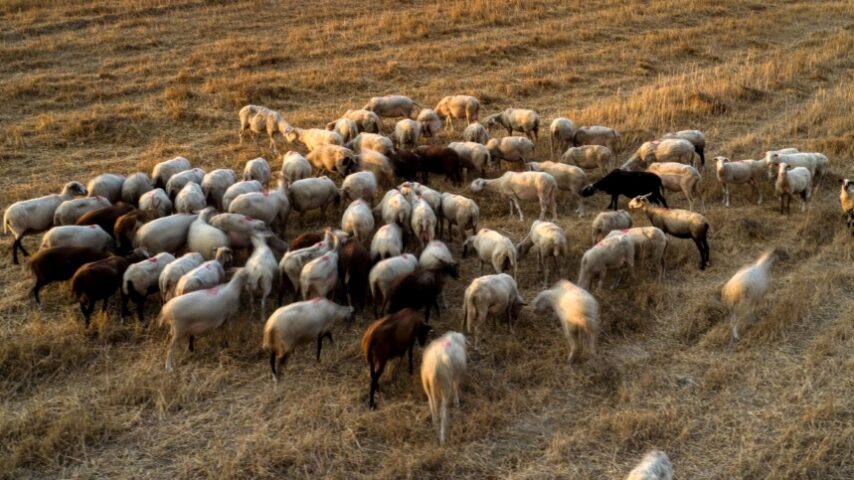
[221,180,263,211]
[628,195,710,270]
[663,129,706,166]
[462,228,517,278]
[624,450,674,480]
[516,220,567,286]
[722,248,785,342]
[187,207,231,260]
[577,234,635,290]
[305,144,358,177]
[766,151,827,187]
[398,181,442,213]
[245,230,279,323]
[526,161,587,216]
[281,151,312,186]
[341,199,375,244]
[208,213,267,249]
[393,119,421,150]
[341,171,378,206]
[470,171,557,221]
[448,141,491,180]
[174,181,206,214]
[775,162,812,215]
[138,188,172,216]
[200,168,237,210]
[369,253,419,316]
[279,229,339,301]
[371,223,403,262]
[840,178,854,234]
[411,196,437,251]
[284,126,344,152]
[549,117,575,160]
[438,192,479,243]
[416,108,443,138]
[288,176,340,225]
[485,136,534,168]
[357,149,395,186]
[239,104,289,151]
[53,196,111,225]
[39,224,113,253]
[159,268,250,371]
[532,280,599,363]
[631,139,698,168]
[572,125,620,152]
[343,109,380,134]
[485,108,540,141]
[3,181,88,264]
[159,252,204,302]
[133,213,197,254]
[122,252,175,320]
[173,247,232,297]
[462,274,524,347]
[363,95,420,119]
[87,173,125,203]
[421,331,467,445]
[647,162,702,211]
[243,157,271,187]
[300,250,339,300]
[375,189,412,230]
[591,210,632,244]
[462,122,489,145]
[561,145,614,175]
[121,172,153,205]
[435,95,480,129]
[165,168,205,199]
[263,298,354,380]
[419,240,459,308]
[325,117,359,142]
[347,132,395,156]
[151,156,191,188]
[605,226,667,280]
[714,156,766,207]
[228,178,290,236]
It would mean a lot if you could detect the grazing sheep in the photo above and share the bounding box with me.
[70,249,149,327]
[159,252,204,302]
[647,162,702,211]
[281,151,312,186]
[151,156,191,189]
[300,249,339,301]
[766,151,827,186]
[628,194,710,269]
[228,178,290,236]
[775,162,812,215]
[375,189,412,230]
[361,308,431,408]
[341,199,375,244]
[625,450,674,480]
[714,156,767,207]
[462,228,517,278]
[357,149,396,187]
[174,247,232,297]
[840,179,854,234]
[462,122,489,145]
[4,181,87,264]
[207,213,267,250]
[448,141,491,180]
[533,280,599,363]
[416,108,443,138]
[663,129,706,166]
[121,172,153,206]
[581,169,667,210]
[244,230,279,323]
[438,192,479,243]
[76,202,135,238]
[239,104,289,152]
[343,109,380,134]
[591,210,633,244]
[40,224,113,253]
[630,139,699,169]
[173,182,206,214]
[122,252,176,321]
[284,126,344,152]
[187,207,230,260]
[288,176,340,226]
[201,168,237,210]
[165,168,206,200]
[722,248,786,342]
[87,174,125,203]
[516,220,567,286]
[363,95,420,119]
[399,181,443,214]
[325,117,359,142]
[572,125,620,152]
[561,145,614,176]
[369,254,420,317]
[418,240,459,309]
[138,188,172,216]
[305,144,359,177]
[337,236,371,312]
[263,298,354,380]
[486,136,534,169]
[341,171,378,206]
[577,234,635,290]
[27,246,110,306]
[159,268,250,371]
[526,161,587,216]
[388,150,421,182]
[462,274,524,347]
[133,213,197,255]
[549,117,575,160]
[114,209,163,253]
[279,229,339,302]
[54,196,111,225]
[371,223,404,262]
[221,180,263,211]
[385,261,459,322]
[393,119,421,150]
[413,145,463,186]
[243,157,271,187]
[411,196,438,251]
[421,331,467,445]
[435,95,480,128]
[470,171,557,221]
[485,108,540,141]
[605,226,668,280]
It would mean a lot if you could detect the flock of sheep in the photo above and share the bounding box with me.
[3,92,845,478]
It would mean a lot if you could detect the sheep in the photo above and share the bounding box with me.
[438,192,479,243]
[561,145,614,175]
[305,144,359,177]
[187,207,231,260]
[121,172,153,205]
[240,157,271,187]
[448,141,491,180]
[625,450,674,480]
[516,220,567,286]
[70,249,149,328]
[714,156,767,207]
[363,95,420,119]
[462,122,489,145]
[361,308,431,408]
[388,150,421,182]
[434,95,478,127]
[572,125,620,152]
[526,161,587,216]
[375,189,412,230]
[581,169,668,210]
[173,247,233,297]
[53,196,111,225]
[244,230,279,323]
[485,108,540,141]
[663,129,706,166]
[371,223,404,262]
[120,252,176,321]
[348,132,395,156]
[411,196,437,251]
[393,119,421,150]
[165,168,206,199]
[766,151,827,187]
[722,248,786,342]
[138,188,172,216]
[357,149,395,187]
[114,209,163,253]
[40,224,113,253]
[300,250,339,301]
[591,210,633,244]
[418,240,459,309]
[369,254,420,317]
[288,176,340,226]
[87,173,125,203]
[399,181,443,214]
[628,194,710,270]
[208,213,270,249]
[385,261,459,322]
[325,117,359,142]
[775,162,812,215]
[577,233,635,290]
[27,246,110,306]
[416,108,443,138]
[605,226,668,280]
[840,179,854,234]
[462,228,517,278]
[343,109,380,134]
[462,274,524,347]
[486,136,534,170]
[159,268,250,371]
[279,229,338,302]
[4,181,87,264]
[284,126,344,152]
[159,252,204,302]
[335,235,371,313]
[647,162,702,211]
[341,199,375,244]
[281,151,312,186]
[221,180,263,211]
[75,202,135,238]
[630,139,699,170]
[549,117,575,160]
[133,213,197,254]
[228,178,290,236]
[341,171,378,206]
[151,156,190,188]
[532,280,599,363]
[410,145,461,186]
[201,168,237,210]
[290,231,325,251]
[421,331,467,445]
[239,104,289,151]
[263,298,355,380]
[173,182,206,214]
[470,171,557,221]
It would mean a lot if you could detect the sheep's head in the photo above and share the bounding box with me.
[841,178,854,191]
[531,291,552,315]
[362,99,376,112]
[440,260,460,279]
[627,195,650,209]
[461,237,474,258]
[469,179,486,193]
[283,126,298,143]
[64,181,88,197]
[580,184,597,197]
[215,247,233,268]
[509,296,526,320]
[484,114,500,129]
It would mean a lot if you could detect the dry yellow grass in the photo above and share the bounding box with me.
[2,1,854,478]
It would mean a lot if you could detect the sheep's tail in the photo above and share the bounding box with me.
[262,323,278,352]
[462,293,473,332]
[124,279,134,296]
[501,254,512,273]
[2,210,9,235]
[360,319,383,362]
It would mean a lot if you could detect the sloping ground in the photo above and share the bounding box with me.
[1,1,853,478]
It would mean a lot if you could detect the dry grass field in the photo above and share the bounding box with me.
[2,0,854,478]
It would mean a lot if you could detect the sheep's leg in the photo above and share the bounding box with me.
[136,298,145,323]
[432,298,441,320]
[316,334,324,361]
[508,199,515,218]
[11,236,27,265]
[408,343,414,374]
[165,335,178,372]
[121,291,131,318]
[512,197,524,221]
[439,400,448,445]
[730,309,740,343]
[269,352,278,382]
[32,280,44,308]
[188,335,195,352]
[369,361,386,409]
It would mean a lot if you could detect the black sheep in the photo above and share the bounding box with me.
[581,169,668,210]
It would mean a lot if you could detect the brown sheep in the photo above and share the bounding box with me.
[70,249,149,328]
[28,246,111,307]
[76,202,135,238]
[114,209,164,253]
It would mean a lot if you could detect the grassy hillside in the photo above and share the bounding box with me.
[2,1,854,478]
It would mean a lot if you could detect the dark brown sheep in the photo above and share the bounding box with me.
[414,145,463,186]
[114,209,164,253]
[289,231,324,251]
[388,150,420,183]
[384,261,459,322]
[28,246,111,306]
[336,237,371,314]
[76,202,135,237]
[70,249,149,327]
